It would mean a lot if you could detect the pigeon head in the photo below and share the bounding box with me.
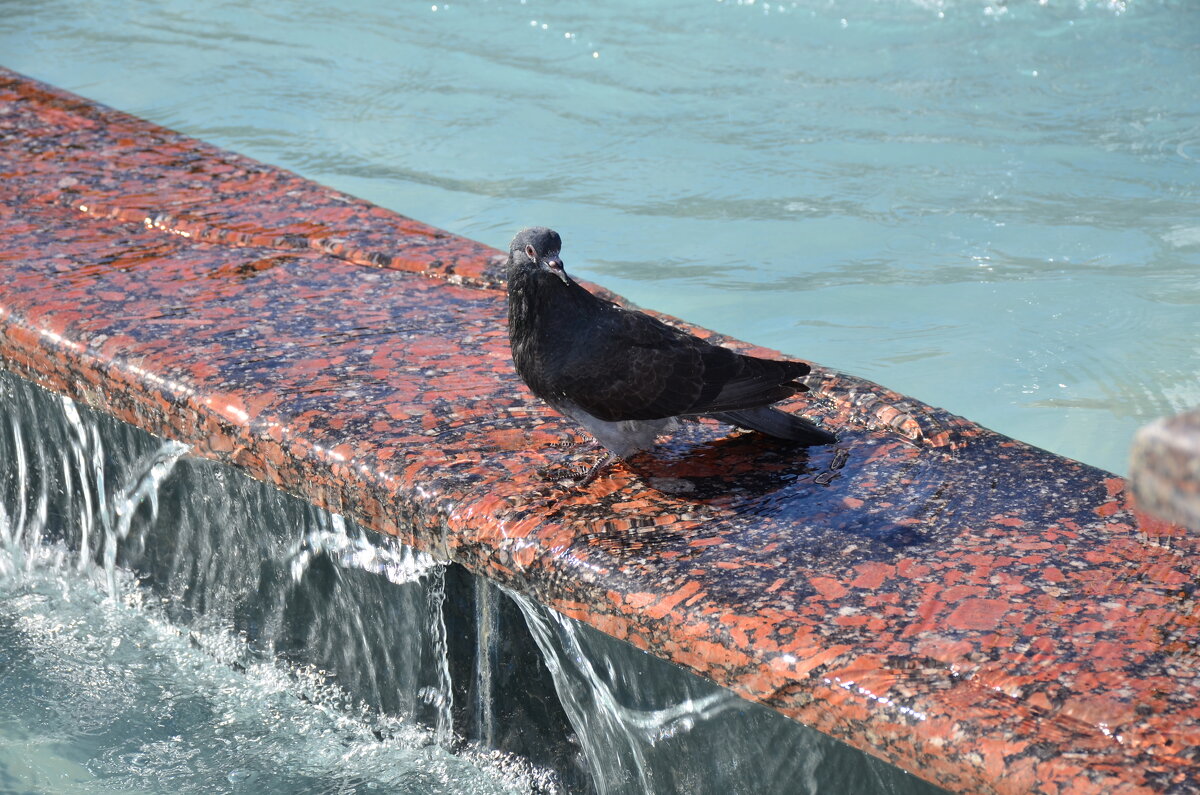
[509,227,566,283]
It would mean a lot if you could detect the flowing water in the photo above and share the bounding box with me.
[0,370,545,794]
[0,370,943,793]
[3,0,1197,476]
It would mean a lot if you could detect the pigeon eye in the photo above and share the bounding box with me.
[525,244,537,261]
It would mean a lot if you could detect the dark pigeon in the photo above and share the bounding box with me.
[505,227,836,480]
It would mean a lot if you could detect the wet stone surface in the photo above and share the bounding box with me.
[2,67,1199,794]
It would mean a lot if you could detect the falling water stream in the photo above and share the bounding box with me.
[0,369,943,793]
[0,369,542,794]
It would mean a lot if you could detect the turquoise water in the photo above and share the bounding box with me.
[5,0,1198,475]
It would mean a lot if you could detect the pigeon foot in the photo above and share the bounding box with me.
[536,451,618,488]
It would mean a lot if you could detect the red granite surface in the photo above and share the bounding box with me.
[2,67,1198,793]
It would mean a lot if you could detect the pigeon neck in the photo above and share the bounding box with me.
[508,265,599,367]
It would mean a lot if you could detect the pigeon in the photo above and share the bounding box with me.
[505,227,836,481]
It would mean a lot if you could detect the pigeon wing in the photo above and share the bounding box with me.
[554,305,808,422]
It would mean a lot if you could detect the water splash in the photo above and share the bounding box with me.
[0,370,553,793]
[0,566,545,794]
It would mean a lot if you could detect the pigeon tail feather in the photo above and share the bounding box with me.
[708,407,836,446]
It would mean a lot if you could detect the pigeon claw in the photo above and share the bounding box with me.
[574,452,618,487]
[536,452,619,488]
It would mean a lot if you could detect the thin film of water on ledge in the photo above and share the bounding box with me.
[0,369,945,794]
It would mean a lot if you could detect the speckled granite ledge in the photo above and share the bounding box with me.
[2,67,1199,794]
[1131,409,1200,534]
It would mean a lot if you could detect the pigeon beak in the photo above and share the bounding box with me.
[543,256,568,283]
